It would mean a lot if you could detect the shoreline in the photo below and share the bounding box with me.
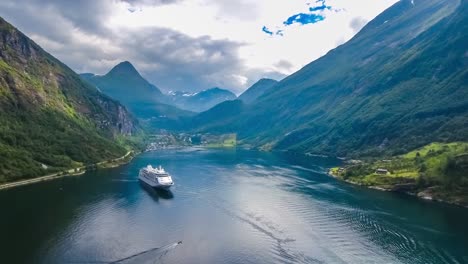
[0,151,135,191]
[5,145,465,209]
[328,170,468,209]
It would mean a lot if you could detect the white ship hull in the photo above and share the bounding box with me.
[139,174,173,189]
[138,165,174,189]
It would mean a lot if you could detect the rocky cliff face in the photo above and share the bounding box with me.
[116,104,135,135]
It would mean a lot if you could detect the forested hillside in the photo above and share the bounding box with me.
[193,0,467,157]
[0,17,138,182]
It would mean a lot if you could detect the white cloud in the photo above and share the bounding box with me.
[109,0,397,79]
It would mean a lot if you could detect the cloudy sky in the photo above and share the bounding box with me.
[0,0,397,94]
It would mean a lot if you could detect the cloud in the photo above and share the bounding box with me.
[117,27,252,93]
[121,0,184,9]
[127,7,138,13]
[0,0,398,94]
[349,16,368,33]
[122,0,182,4]
[274,60,294,71]
[7,0,113,35]
[0,0,283,94]
[208,0,260,21]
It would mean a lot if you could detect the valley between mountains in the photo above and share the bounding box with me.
[0,0,467,206]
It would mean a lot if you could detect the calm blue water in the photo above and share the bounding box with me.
[1,148,467,263]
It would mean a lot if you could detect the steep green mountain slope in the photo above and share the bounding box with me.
[0,17,138,183]
[196,0,467,157]
[238,78,278,104]
[167,87,237,112]
[188,99,245,130]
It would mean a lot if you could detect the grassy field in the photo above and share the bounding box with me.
[330,142,468,206]
[206,134,237,148]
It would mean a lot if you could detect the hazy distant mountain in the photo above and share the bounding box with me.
[81,62,192,120]
[167,87,237,112]
[81,61,162,113]
[0,17,137,182]
[238,78,278,104]
[190,0,468,157]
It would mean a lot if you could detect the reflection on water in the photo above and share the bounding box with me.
[140,182,175,201]
[0,148,467,264]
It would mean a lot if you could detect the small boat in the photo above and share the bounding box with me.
[139,165,174,189]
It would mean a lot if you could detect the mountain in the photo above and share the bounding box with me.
[0,17,138,182]
[82,61,163,102]
[81,61,163,116]
[188,100,245,130]
[167,87,237,112]
[238,78,278,104]
[192,0,467,157]
[81,62,193,121]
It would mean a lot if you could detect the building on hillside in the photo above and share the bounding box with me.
[375,168,389,175]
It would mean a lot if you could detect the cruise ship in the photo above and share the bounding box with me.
[139,165,174,189]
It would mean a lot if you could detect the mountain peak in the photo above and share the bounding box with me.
[83,60,164,115]
[202,87,234,95]
[166,86,236,112]
[205,87,224,92]
[107,61,140,77]
[257,78,277,84]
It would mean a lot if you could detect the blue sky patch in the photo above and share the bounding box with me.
[283,13,325,26]
[262,27,284,36]
[309,5,331,12]
[308,0,331,12]
[262,0,331,35]
[262,26,274,35]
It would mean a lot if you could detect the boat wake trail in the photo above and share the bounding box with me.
[210,198,325,264]
[68,241,182,264]
[111,179,139,182]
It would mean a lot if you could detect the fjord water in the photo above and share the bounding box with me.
[1,149,467,263]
